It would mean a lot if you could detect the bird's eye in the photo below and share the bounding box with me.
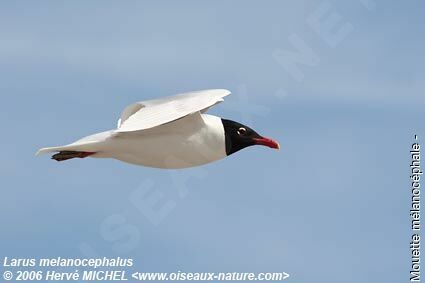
[237,127,247,136]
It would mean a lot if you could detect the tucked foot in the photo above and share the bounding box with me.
[52,151,96,162]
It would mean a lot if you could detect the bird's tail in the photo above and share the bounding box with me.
[36,142,99,162]
[36,130,113,162]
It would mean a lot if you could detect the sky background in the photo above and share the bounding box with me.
[0,1,424,282]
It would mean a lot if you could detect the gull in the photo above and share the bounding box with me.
[37,89,279,169]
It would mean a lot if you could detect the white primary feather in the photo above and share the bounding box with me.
[117,89,230,132]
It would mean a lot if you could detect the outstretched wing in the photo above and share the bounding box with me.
[116,89,231,132]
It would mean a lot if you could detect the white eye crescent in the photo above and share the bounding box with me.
[237,127,247,136]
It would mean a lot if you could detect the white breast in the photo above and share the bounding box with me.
[104,114,227,169]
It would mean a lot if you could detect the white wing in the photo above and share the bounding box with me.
[117,89,231,132]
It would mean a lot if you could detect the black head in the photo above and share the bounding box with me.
[221,119,280,156]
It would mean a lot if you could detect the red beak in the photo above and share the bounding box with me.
[253,137,280,150]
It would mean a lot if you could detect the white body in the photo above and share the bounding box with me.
[38,114,227,169]
[37,89,231,169]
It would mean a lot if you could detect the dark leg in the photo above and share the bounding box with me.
[51,151,96,162]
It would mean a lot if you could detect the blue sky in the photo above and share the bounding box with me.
[0,1,424,282]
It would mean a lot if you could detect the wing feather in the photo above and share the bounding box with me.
[117,89,230,132]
